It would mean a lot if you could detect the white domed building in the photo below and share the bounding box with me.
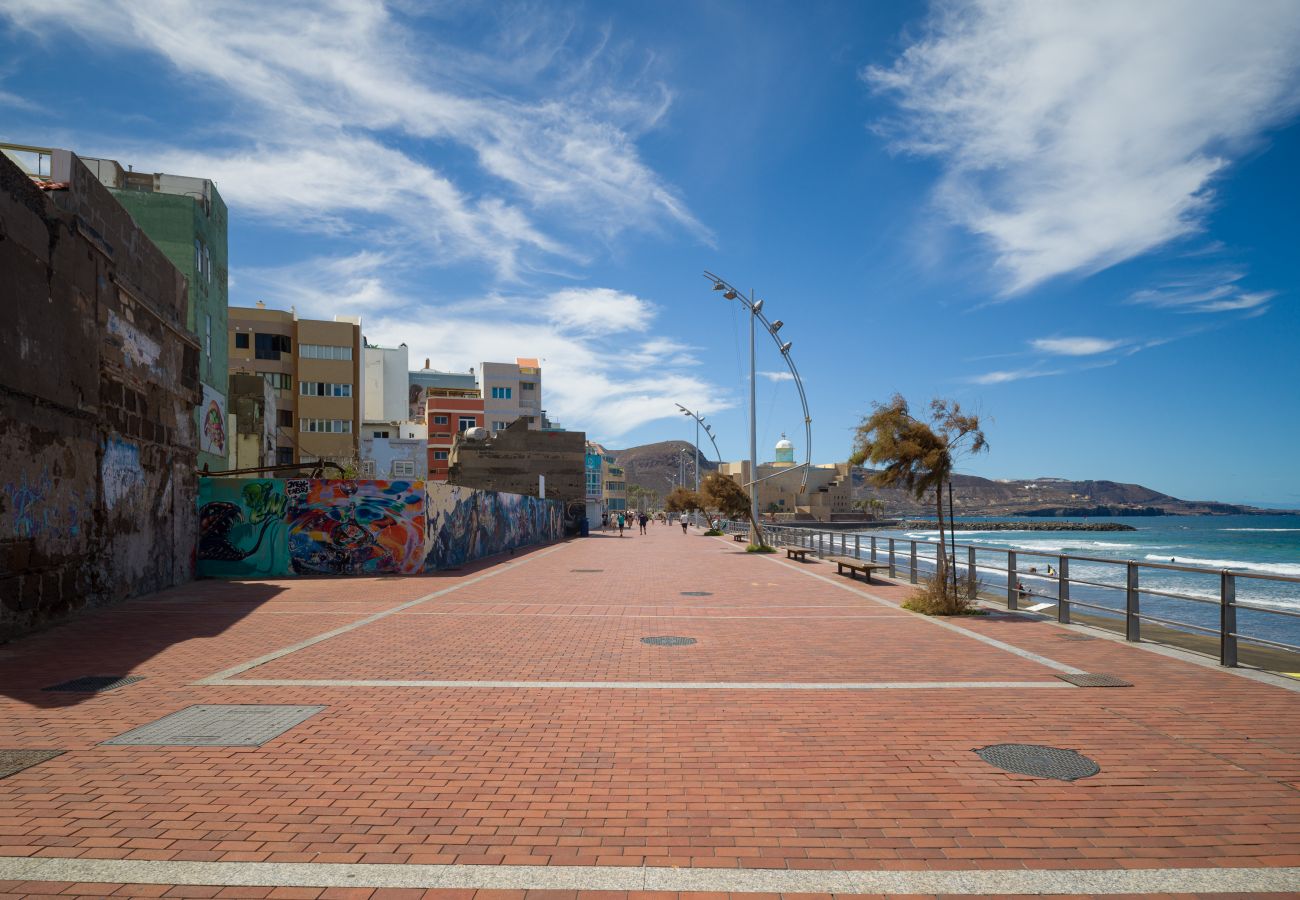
[718,432,855,521]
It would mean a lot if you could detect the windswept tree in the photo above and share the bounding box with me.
[664,486,704,516]
[849,395,987,591]
[701,472,763,546]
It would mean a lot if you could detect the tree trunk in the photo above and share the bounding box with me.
[935,485,947,587]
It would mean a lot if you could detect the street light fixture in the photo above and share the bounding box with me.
[702,271,813,538]
[674,402,723,494]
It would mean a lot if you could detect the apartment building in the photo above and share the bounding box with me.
[227,304,362,466]
[480,358,542,433]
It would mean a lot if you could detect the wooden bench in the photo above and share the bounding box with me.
[825,555,890,584]
[732,532,749,543]
[785,547,812,562]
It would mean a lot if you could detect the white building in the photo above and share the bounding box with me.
[479,358,543,434]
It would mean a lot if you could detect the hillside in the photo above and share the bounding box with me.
[609,441,1292,516]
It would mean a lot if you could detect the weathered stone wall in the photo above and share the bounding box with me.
[448,420,586,505]
[0,152,199,640]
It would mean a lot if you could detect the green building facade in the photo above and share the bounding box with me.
[93,163,230,472]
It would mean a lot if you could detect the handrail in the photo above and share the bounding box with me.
[727,521,1300,670]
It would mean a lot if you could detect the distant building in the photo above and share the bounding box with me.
[448,419,585,514]
[227,303,363,467]
[359,421,428,480]
[603,457,627,512]
[1,142,229,472]
[226,373,277,471]
[720,435,853,522]
[480,358,543,433]
[584,443,607,523]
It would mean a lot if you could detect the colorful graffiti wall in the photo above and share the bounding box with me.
[197,478,563,578]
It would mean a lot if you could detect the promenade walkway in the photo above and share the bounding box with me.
[1,525,1298,898]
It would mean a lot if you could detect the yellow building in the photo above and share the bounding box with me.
[227,303,362,466]
[720,436,854,522]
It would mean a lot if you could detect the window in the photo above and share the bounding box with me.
[299,418,353,433]
[260,372,292,391]
[194,238,202,276]
[359,460,376,477]
[255,333,290,360]
[491,421,508,431]
[299,381,352,397]
[203,245,212,284]
[432,415,448,425]
[235,332,249,349]
[491,386,512,399]
[372,429,390,438]
[204,314,211,360]
[433,450,449,461]
[299,343,352,360]
[392,459,415,477]
[520,381,536,391]
[276,446,294,465]
[278,410,293,427]
[458,416,477,432]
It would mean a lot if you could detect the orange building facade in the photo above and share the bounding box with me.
[426,394,484,481]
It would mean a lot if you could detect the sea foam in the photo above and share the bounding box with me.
[1144,554,1300,577]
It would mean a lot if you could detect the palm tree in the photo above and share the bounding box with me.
[849,395,986,590]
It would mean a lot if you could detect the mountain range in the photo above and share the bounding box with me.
[609,441,1294,517]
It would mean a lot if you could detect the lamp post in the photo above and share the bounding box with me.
[674,403,723,489]
[703,272,812,543]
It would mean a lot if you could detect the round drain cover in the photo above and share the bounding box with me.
[974,743,1099,781]
[641,636,697,646]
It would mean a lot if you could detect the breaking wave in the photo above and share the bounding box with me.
[1145,555,1300,577]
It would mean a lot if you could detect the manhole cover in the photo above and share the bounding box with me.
[640,636,697,646]
[0,750,63,779]
[975,743,1100,781]
[680,591,712,596]
[1056,673,1133,687]
[1059,634,1097,641]
[103,705,326,746]
[43,675,145,693]
[571,568,604,572]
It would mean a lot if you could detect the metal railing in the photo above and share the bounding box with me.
[715,521,1300,669]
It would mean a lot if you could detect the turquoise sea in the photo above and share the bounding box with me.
[862,514,1300,651]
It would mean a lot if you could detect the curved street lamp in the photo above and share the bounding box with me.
[702,271,813,533]
[674,402,722,492]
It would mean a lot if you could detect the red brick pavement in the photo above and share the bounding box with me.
[1,527,1298,896]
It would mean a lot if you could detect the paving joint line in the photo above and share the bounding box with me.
[0,858,1296,894]
[202,678,1072,689]
[195,542,571,685]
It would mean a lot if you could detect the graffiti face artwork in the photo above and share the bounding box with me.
[196,479,291,577]
[288,480,425,575]
[203,400,226,454]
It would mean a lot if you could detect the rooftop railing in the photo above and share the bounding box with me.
[718,521,1300,669]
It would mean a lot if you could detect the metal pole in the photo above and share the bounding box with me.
[1058,556,1070,624]
[888,538,895,577]
[871,536,877,561]
[694,418,700,493]
[967,545,976,593]
[1126,562,1140,642]
[1220,571,1237,667]
[909,540,918,584]
[1007,550,1018,609]
[749,291,759,539]
[854,534,861,560]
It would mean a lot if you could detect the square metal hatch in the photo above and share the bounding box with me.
[102,705,326,746]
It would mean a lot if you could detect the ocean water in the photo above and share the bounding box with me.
[849,514,1300,651]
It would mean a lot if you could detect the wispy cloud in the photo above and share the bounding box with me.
[1130,270,1279,314]
[866,0,1300,293]
[3,0,710,278]
[967,367,1065,386]
[759,371,795,382]
[1029,336,1126,357]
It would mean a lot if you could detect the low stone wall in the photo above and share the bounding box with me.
[197,478,564,578]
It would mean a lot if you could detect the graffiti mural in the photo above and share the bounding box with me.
[196,478,291,577]
[288,480,425,575]
[423,483,563,570]
[196,477,563,579]
[199,385,227,457]
[101,437,144,511]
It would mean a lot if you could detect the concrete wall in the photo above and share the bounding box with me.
[447,420,585,528]
[359,437,428,479]
[197,478,563,577]
[363,345,408,424]
[0,151,199,639]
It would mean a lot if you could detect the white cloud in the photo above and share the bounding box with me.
[544,288,652,334]
[759,370,795,382]
[1029,336,1125,356]
[867,0,1300,293]
[968,367,1064,385]
[3,0,708,277]
[1130,270,1279,314]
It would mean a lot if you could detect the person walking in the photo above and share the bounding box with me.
[638,511,648,534]
[617,513,625,537]
[601,512,608,531]
[680,517,688,535]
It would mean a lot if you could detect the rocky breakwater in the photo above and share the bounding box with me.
[898,520,1136,532]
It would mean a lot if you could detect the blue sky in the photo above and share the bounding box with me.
[3,1,1299,505]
